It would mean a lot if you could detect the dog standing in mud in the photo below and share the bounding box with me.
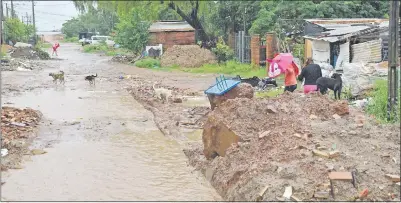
[152,82,172,103]
[49,71,65,85]
[85,74,97,85]
[316,73,343,100]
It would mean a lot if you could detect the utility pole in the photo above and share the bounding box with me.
[31,0,36,45]
[26,12,29,25]
[1,0,3,45]
[387,0,400,121]
[5,3,8,18]
[10,0,14,18]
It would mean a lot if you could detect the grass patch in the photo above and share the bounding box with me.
[62,37,79,43]
[35,42,52,49]
[83,44,132,56]
[135,57,161,69]
[366,79,400,123]
[134,59,267,78]
[255,88,283,98]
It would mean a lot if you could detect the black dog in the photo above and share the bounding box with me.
[316,73,343,100]
[85,73,97,85]
[259,77,278,89]
[233,75,260,87]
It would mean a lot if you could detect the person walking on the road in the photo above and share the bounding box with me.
[284,62,299,92]
[52,42,60,56]
[297,58,322,94]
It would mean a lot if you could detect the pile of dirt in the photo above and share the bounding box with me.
[184,93,400,201]
[10,47,50,60]
[1,58,44,71]
[126,76,208,140]
[161,45,217,68]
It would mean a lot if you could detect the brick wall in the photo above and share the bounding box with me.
[250,34,260,66]
[148,31,196,49]
[266,33,276,69]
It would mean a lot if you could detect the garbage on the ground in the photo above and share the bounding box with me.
[341,62,376,97]
[1,107,42,148]
[359,188,369,198]
[1,149,8,157]
[351,98,371,108]
[14,42,32,48]
[1,58,43,71]
[111,54,141,64]
[282,186,292,200]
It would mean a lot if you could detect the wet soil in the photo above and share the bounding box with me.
[1,43,221,201]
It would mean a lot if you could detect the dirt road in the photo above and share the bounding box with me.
[1,43,221,201]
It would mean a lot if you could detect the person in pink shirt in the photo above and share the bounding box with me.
[52,42,60,56]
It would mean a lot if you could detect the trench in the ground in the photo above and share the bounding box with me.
[0,44,221,201]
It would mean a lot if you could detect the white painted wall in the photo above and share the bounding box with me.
[311,40,331,64]
[335,41,350,69]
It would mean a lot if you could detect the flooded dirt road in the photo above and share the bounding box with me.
[1,43,221,201]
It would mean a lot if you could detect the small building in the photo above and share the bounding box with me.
[148,21,195,49]
[302,18,390,68]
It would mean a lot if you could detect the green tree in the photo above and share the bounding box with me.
[114,7,151,53]
[4,18,33,44]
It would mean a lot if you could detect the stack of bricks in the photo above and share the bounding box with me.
[250,34,260,66]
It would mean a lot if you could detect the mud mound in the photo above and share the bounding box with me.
[161,45,217,68]
[187,93,400,201]
[1,58,44,71]
[10,47,50,60]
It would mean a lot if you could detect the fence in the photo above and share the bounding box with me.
[234,31,251,63]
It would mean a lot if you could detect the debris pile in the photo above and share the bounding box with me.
[10,47,50,60]
[161,45,217,68]
[1,107,42,149]
[207,83,254,110]
[110,54,141,64]
[185,93,400,201]
[1,58,43,71]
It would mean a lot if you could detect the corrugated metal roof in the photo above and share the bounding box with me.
[303,25,382,42]
[149,21,195,32]
[305,18,387,24]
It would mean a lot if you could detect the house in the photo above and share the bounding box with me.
[148,21,196,49]
[302,18,390,69]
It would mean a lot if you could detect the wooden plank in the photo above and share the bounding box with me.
[329,172,353,180]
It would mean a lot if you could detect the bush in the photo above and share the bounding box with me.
[211,38,234,63]
[366,80,400,123]
[134,57,161,68]
[62,37,79,43]
[114,7,151,53]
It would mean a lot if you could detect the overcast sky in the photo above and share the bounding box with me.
[3,0,79,31]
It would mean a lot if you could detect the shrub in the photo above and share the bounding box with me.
[134,57,161,68]
[62,37,79,43]
[366,80,400,123]
[211,37,234,63]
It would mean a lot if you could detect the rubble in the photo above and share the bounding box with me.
[1,58,43,71]
[185,93,400,201]
[111,54,141,64]
[161,45,217,68]
[1,107,42,149]
[10,46,50,60]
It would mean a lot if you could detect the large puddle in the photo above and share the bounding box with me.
[1,44,221,201]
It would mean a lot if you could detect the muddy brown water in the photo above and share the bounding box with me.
[0,44,221,201]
